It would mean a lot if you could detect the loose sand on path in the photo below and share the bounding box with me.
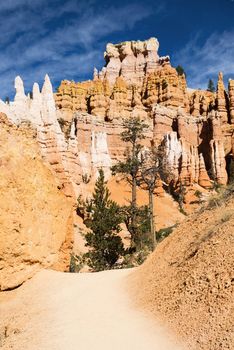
[0,269,184,350]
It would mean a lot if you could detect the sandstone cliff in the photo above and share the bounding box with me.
[0,114,73,291]
[54,38,234,195]
[0,38,233,262]
[0,38,233,205]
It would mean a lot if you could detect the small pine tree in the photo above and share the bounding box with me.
[111,116,149,249]
[139,146,169,248]
[176,65,186,77]
[207,79,215,93]
[83,169,124,271]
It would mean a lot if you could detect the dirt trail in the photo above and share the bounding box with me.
[0,269,184,350]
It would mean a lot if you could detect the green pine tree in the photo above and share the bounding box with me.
[83,169,124,271]
[207,79,215,93]
[139,146,169,249]
[111,116,149,249]
[176,65,186,77]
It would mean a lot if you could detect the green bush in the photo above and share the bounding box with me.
[156,224,177,242]
[176,65,186,76]
[69,254,85,273]
[121,246,152,268]
[207,183,234,209]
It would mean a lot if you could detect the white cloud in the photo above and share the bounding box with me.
[0,0,154,98]
[174,31,234,89]
[0,0,35,11]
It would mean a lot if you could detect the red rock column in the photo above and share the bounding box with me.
[216,72,228,124]
[228,79,234,124]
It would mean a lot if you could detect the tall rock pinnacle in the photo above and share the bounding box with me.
[14,76,26,102]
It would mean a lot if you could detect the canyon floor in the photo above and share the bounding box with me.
[0,269,183,350]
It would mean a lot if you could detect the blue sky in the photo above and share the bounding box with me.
[0,0,234,99]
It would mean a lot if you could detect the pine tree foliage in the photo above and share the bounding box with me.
[207,79,215,92]
[139,146,170,248]
[83,169,124,271]
[121,204,151,250]
[112,117,149,185]
[111,116,149,249]
[176,65,186,76]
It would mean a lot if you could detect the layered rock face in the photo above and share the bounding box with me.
[53,39,233,193]
[1,75,81,198]
[0,114,73,290]
[0,37,233,202]
[55,39,189,121]
[101,38,160,85]
[0,37,233,286]
[55,38,232,124]
[154,106,228,188]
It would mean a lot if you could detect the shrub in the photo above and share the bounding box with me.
[69,254,85,272]
[207,183,234,209]
[176,65,186,76]
[156,224,177,242]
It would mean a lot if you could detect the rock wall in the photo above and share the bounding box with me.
[54,38,231,124]
[1,75,82,198]
[53,38,233,192]
[0,74,152,200]
[0,37,233,287]
[0,37,233,202]
[0,114,73,290]
[153,105,228,187]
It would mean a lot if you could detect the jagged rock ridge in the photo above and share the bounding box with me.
[0,37,233,201]
[0,37,233,288]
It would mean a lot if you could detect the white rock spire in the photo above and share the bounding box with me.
[14,76,26,102]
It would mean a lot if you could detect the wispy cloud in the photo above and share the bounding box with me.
[175,31,234,89]
[0,0,155,99]
[0,0,37,12]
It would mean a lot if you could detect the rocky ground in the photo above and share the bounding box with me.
[129,190,234,350]
[0,269,184,350]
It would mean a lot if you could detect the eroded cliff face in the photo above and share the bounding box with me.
[0,37,233,286]
[54,38,233,194]
[0,114,73,291]
[0,37,233,203]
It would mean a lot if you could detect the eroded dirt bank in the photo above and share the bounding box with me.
[129,195,234,350]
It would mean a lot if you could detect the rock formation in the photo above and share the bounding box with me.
[0,37,233,202]
[216,72,228,124]
[228,79,234,124]
[0,114,73,290]
[0,37,233,287]
[152,104,229,188]
[102,38,160,86]
[0,75,82,198]
[143,58,188,110]
[198,154,212,188]
[54,47,189,121]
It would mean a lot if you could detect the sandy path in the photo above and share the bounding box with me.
[0,269,184,350]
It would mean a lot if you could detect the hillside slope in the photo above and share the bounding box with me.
[129,188,234,349]
[0,114,73,290]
